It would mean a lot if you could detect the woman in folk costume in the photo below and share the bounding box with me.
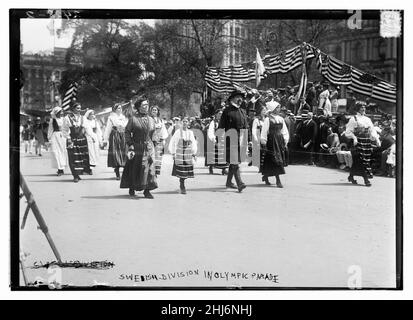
[150,105,168,176]
[207,109,228,175]
[62,103,92,182]
[47,106,67,176]
[345,102,381,187]
[319,83,332,117]
[120,96,158,198]
[169,117,198,194]
[260,102,289,188]
[251,105,267,173]
[104,103,128,180]
[83,109,103,171]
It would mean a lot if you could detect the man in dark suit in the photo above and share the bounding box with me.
[219,89,249,192]
[299,112,318,165]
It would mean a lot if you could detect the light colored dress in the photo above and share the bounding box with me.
[83,117,102,166]
[48,117,67,170]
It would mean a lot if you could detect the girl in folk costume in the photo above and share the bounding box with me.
[169,117,198,194]
[206,109,228,175]
[345,102,381,187]
[83,109,103,171]
[104,103,128,180]
[47,106,68,176]
[319,83,332,117]
[260,102,289,188]
[251,105,267,173]
[150,105,168,176]
[62,103,92,182]
[120,96,158,198]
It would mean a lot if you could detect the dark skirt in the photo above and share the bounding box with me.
[107,129,127,168]
[262,131,286,176]
[120,142,158,191]
[67,128,90,176]
[350,130,373,177]
[172,139,194,179]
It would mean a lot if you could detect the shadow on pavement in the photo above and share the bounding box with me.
[310,182,362,187]
[81,195,139,200]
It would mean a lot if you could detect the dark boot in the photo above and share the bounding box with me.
[233,166,246,192]
[129,188,135,196]
[114,167,120,180]
[144,189,154,199]
[363,175,372,187]
[348,175,358,184]
[262,175,271,185]
[179,178,186,194]
[226,166,237,189]
[276,175,283,188]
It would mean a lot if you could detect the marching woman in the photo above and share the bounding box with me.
[260,103,289,188]
[207,109,228,175]
[104,103,128,180]
[251,105,267,173]
[169,117,198,194]
[345,102,381,187]
[120,96,158,198]
[150,105,168,176]
[62,103,92,182]
[83,109,103,171]
[47,106,67,176]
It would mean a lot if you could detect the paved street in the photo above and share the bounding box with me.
[19,148,396,288]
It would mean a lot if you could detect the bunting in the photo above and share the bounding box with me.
[204,43,397,104]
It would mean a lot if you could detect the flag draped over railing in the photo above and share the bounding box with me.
[204,42,397,104]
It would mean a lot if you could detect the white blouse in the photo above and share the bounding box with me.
[345,114,380,145]
[252,118,265,143]
[260,115,289,146]
[168,129,198,155]
[104,113,128,141]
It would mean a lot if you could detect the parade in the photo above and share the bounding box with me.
[15,14,399,289]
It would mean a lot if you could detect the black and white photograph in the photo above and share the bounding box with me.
[9,8,403,291]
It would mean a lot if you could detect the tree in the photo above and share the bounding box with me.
[59,19,154,109]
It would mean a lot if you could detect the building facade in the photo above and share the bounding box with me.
[20,46,68,111]
[320,19,398,84]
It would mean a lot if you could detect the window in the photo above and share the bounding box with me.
[241,28,246,38]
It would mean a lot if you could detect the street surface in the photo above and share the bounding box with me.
[18,148,396,288]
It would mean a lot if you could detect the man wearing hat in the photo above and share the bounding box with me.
[297,112,318,165]
[218,89,249,192]
[279,107,296,165]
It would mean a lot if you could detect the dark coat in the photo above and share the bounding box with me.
[218,105,249,164]
[120,114,158,191]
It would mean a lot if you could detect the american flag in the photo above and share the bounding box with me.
[61,82,78,110]
[316,51,352,85]
[204,44,315,92]
[372,80,397,103]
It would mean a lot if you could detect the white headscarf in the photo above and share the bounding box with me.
[84,109,94,119]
